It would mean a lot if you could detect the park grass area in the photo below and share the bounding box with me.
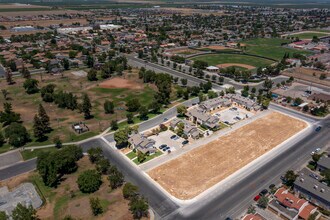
[287,32,329,39]
[0,156,136,219]
[148,112,307,199]
[241,38,312,60]
[21,147,58,161]
[0,69,159,152]
[191,53,273,68]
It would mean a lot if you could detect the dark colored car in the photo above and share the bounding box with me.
[159,144,167,149]
[269,184,275,189]
[259,189,268,196]
[182,140,189,145]
[170,135,177,139]
[315,126,322,132]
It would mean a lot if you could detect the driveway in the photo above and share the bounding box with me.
[149,130,184,152]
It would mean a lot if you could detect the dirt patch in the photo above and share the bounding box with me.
[282,67,330,87]
[217,63,256,70]
[148,112,307,200]
[0,172,32,189]
[203,45,235,50]
[99,77,144,90]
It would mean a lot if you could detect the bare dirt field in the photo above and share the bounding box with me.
[99,77,144,90]
[217,63,256,70]
[148,112,307,200]
[203,45,237,51]
[282,67,330,87]
[0,10,90,17]
[0,18,88,29]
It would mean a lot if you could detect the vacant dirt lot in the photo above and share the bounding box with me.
[282,67,330,87]
[99,77,144,90]
[217,63,256,70]
[148,112,307,200]
[0,18,88,29]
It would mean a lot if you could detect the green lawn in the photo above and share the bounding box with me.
[126,151,137,160]
[241,38,312,60]
[133,150,163,165]
[287,32,329,39]
[21,147,58,160]
[191,54,273,68]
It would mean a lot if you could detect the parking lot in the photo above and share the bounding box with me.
[149,130,185,153]
[216,107,254,124]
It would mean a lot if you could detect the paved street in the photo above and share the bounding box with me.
[0,159,37,181]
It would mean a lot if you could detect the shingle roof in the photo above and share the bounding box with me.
[318,156,330,170]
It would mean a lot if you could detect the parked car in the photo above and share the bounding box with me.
[259,189,268,196]
[269,184,275,189]
[162,147,168,152]
[315,126,322,132]
[182,140,189,145]
[170,135,177,139]
[253,195,261,201]
[309,173,319,180]
[315,148,321,153]
[159,144,167,149]
[163,117,168,122]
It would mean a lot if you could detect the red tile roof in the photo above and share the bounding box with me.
[274,188,306,210]
[242,214,264,220]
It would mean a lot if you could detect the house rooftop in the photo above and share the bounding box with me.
[318,156,330,170]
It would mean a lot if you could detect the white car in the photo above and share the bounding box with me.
[315,148,321,153]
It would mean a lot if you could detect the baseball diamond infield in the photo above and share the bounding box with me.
[148,112,307,200]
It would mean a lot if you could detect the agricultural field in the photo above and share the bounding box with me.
[191,53,273,69]
[241,38,313,60]
[0,69,160,149]
[0,156,142,220]
[148,112,307,200]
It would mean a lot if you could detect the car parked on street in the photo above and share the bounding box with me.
[253,195,260,201]
[159,144,167,149]
[170,135,177,139]
[259,189,268,196]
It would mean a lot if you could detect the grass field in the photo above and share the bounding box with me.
[191,53,273,68]
[241,38,312,60]
[287,32,329,39]
[21,147,58,160]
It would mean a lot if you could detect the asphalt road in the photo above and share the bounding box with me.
[0,158,37,181]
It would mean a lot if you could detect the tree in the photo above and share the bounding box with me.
[108,165,124,189]
[33,114,45,140]
[63,58,70,70]
[284,170,298,187]
[87,147,103,163]
[139,106,148,120]
[21,65,31,79]
[82,94,92,119]
[322,169,330,185]
[96,158,110,175]
[129,196,149,219]
[5,68,14,85]
[89,197,103,216]
[1,89,9,100]
[12,203,38,220]
[263,78,273,91]
[0,102,21,126]
[0,131,5,147]
[4,123,30,147]
[137,150,146,163]
[114,128,129,148]
[111,120,119,131]
[23,79,39,94]
[104,100,114,114]
[53,136,62,148]
[177,105,187,117]
[0,211,7,220]
[257,196,269,209]
[126,112,134,124]
[123,182,139,199]
[38,104,51,132]
[87,69,98,81]
[312,153,322,163]
[77,170,102,193]
[126,98,141,112]
[181,78,188,86]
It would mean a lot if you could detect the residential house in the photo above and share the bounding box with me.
[199,97,231,112]
[294,168,330,210]
[317,156,330,172]
[225,94,260,111]
[187,108,220,129]
[269,187,317,220]
[170,118,200,139]
[128,133,156,154]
